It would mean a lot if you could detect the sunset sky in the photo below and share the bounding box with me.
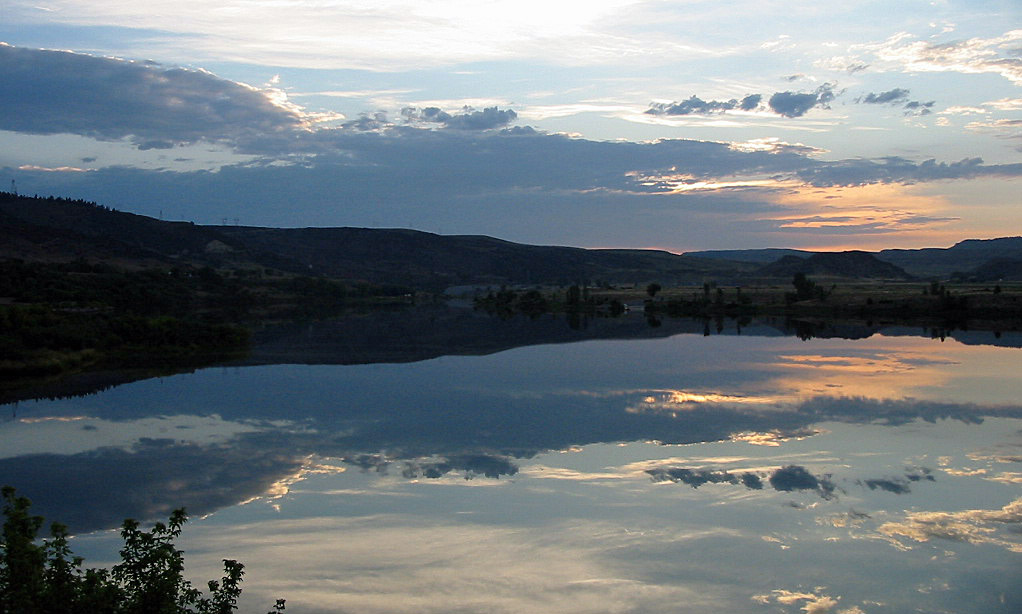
[1,0,1020,251]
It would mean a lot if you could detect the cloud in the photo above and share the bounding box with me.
[859,88,910,104]
[984,97,1022,111]
[796,155,1022,186]
[877,497,1022,552]
[751,589,853,614]
[862,478,911,494]
[647,467,763,489]
[648,464,840,499]
[401,106,518,130]
[3,0,693,71]
[902,100,936,116]
[646,94,761,116]
[966,119,1022,148]
[768,84,838,118]
[858,29,1022,85]
[648,87,847,119]
[0,437,307,533]
[5,44,1022,249]
[401,454,520,479]
[769,464,837,499]
[0,44,305,149]
[861,468,935,494]
[856,88,935,115]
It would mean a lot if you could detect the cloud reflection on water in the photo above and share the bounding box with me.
[2,323,1021,612]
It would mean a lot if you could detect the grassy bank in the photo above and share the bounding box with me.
[0,259,414,381]
[474,281,1022,331]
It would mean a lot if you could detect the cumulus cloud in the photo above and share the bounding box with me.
[401,105,518,130]
[769,464,838,499]
[648,87,845,119]
[648,464,839,499]
[768,84,838,118]
[0,44,305,148]
[859,88,910,104]
[857,88,935,115]
[647,467,763,489]
[902,100,936,116]
[646,94,761,116]
[401,454,519,479]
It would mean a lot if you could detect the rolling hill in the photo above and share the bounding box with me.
[3,191,1018,287]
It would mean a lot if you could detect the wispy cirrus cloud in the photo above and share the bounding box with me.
[3,0,688,71]
[844,29,1022,85]
[877,497,1022,552]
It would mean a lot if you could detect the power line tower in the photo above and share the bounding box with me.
[10,179,16,196]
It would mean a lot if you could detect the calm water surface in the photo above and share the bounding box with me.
[2,314,1020,613]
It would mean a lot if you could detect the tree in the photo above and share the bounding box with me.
[0,486,284,614]
[789,272,828,302]
[566,285,582,307]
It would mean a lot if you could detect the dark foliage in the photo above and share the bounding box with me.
[0,486,284,614]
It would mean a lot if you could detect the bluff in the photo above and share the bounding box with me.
[755,251,913,279]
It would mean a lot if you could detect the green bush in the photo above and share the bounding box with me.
[0,487,284,614]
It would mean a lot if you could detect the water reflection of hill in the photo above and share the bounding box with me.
[2,305,1018,406]
[3,307,1020,535]
[240,305,1021,368]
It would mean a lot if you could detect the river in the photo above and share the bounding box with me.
[2,308,1020,613]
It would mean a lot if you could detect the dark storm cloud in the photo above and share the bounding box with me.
[0,44,304,148]
[768,83,838,117]
[645,94,761,116]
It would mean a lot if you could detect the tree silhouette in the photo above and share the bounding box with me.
[1,486,284,614]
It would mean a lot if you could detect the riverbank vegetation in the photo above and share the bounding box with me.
[0,486,283,614]
[0,259,413,379]
[473,277,1022,332]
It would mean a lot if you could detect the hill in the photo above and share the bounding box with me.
[3,191,1018,287]
[0,192,750,289]
[878,237,1022,277]
[689,238,1022,279]
[684,248,812,264]
[755,251,913,280]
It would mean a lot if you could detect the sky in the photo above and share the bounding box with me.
[1,0,1020,252]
